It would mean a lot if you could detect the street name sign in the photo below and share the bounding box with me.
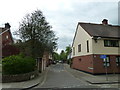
[100,55,107,59]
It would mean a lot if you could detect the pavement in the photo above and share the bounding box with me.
[64,64,120,84]
[2,67,49,89]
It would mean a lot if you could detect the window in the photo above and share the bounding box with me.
[87,40,89,52]
[116,56,120,66]
[6,35,8,39]
[73,47,75,55]
[103,56,110,67]
[104,40,119,47]
[78,44,81,52]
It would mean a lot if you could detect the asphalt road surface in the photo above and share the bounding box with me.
[34,63,101,89]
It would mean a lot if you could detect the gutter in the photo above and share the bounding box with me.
[92,36,120,39]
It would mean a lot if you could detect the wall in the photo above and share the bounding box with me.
[71,54,94,73]
[2,29,13,47]
[72,25,93,57]
[93,54,120,74]
[2,70,39,83]
[72,54,120,74]
[92,39,120,55]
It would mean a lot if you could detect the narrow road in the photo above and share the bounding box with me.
[35,63,100,88]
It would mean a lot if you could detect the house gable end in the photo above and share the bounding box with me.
[72,23,93,57]
[72,23,92,47]
[2,29,14,47]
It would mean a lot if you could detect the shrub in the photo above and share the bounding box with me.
[2,55,36,75]
[18,52,25,58]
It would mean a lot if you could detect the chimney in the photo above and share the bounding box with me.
[5,23,11,29]
[102,19,108,25]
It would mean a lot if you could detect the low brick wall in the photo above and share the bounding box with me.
[2,70,39,83]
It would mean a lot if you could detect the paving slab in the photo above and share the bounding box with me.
[64,64,120,84]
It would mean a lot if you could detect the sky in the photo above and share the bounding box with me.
[0,0,119,53]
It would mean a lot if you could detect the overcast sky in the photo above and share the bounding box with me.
[0,0,119,53]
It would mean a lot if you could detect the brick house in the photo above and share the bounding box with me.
[0,23,13,47]
[36,51,52,72]
[0,23,19,58]
[71,19,120,74]
[43,51,52,67]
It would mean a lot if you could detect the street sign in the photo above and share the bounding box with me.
[100,55,107,59]
[100,55,108,81]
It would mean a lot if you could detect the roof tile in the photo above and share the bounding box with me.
[79,23,120,38]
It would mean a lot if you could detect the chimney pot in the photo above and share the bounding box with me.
[102,19,108,25]
[5,23,11,28]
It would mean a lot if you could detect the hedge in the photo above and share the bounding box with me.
[2,55,36,75]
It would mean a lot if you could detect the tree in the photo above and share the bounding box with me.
[53,52,60,61]
[59,45,71,63]
[65,45,71,59]
[65,45,72,64]
[17,10,57,58]
[60,50,66,62]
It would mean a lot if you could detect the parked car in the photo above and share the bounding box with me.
[52,60,57,64]
[58,60,63,63]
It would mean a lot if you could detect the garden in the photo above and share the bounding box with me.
[2,54,39,83]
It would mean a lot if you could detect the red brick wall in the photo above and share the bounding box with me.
[93,54,120,74]
[71,55,94,73]
[1,29,18,57]
[72,54,120,74]
[2,45,20,57]
[2,30,13,47]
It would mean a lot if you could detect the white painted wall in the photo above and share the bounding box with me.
[92,39,120,55]
[72,25,93,57]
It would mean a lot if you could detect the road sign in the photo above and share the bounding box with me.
[100,55,108,81]
[100,55,107,59]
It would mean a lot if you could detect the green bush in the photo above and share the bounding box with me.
[2,55,36,75]
[0,60,2,64]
